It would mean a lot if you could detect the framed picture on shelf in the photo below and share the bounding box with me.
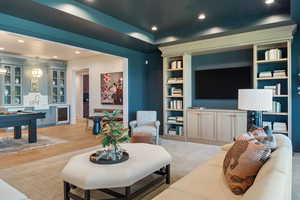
[100,72,123,105]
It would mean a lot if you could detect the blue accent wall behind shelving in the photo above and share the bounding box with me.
[192,49,253,109]
[291,0,300,151]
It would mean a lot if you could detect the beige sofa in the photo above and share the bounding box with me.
[153,134,292,200]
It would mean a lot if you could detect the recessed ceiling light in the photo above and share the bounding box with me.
[198,13,206,20]
[86,0,94,2]
[53,56,58,59]
[151,26,158,31]
[265,0,275,4]
[17,39,25,43]
[75,51,81,54]
[0,47,5,51]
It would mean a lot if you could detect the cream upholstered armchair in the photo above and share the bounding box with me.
[129,111,160,144]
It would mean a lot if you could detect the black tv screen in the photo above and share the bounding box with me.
[195,67,252,99]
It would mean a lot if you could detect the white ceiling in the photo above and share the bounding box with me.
[0,30,112,61]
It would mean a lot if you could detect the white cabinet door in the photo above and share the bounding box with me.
[187,112,199,139]
[198,112,216,140]
[233,113,247,137]
[216,112,234,143]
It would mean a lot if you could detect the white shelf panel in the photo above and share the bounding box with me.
[166,109,184,112]
[257,76,288,80]
[263,112,288,116]
[166,96,184,98]
[167,68,183,72]
[273,95,288,98]
[166,122,184,125]
[273,130,288,134]
[256,58,288,64]
[166,82,184,85]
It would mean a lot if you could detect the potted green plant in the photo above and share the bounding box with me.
[93,109,130,162]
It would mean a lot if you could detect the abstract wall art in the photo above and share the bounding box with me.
[101,72,123,105]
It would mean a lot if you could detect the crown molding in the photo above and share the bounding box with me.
[159,24,297,57]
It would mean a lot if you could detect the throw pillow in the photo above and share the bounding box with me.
[234,133,255,141]
[250,127,267,137]
[250,126,277,150]
[223,139,271,195]
[222,143,234,151]
[255,135,277,151]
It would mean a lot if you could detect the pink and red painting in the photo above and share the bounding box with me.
[101,72,123,105]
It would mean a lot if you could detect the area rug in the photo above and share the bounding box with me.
[0,139,221,200]
[1,140,299,200]
[0,134,68,156]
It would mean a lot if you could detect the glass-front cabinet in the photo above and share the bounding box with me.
[49,68,66,104]
[1,64,22,105]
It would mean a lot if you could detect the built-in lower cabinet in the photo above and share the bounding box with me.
[187,109,247,144]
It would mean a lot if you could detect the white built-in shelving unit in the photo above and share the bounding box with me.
[160,24,296,142]
[253,41,292,138]
[162,55,191,140]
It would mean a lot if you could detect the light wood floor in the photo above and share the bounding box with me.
[0,122,103,169]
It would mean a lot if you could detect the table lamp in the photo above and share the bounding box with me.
[238,89,273,127]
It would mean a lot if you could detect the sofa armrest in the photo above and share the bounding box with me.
[129,120,138,129]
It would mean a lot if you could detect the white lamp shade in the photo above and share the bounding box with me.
[238,89,273,111]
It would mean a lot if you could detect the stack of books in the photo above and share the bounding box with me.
[272,101,281,113]
[176,116,184,123]
[273,70,286,78]
[168,127,183,136]
[264,83,281,95]
[259,71,272,78]
[273,122,287,132]
[263,121,272,130]
[170,88,183,96]
[167,77,183,84]
[170,60,183,69]
[168,128,177,135]
[167,116,177,123]
[263,121,287,132]
[265,49,282,60]
[169,100,183,110]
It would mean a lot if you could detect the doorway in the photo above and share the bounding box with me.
[83,74,89,118]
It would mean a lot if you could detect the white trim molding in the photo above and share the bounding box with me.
[159,25,297,57]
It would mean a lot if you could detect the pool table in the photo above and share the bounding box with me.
[0,111,46,143]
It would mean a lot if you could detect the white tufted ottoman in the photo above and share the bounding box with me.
[62,143,172,200]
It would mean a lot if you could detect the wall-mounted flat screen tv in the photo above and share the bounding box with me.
[195,67,252,99]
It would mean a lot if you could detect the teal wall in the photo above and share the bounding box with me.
[291,0,300,152]
[0,13,155,121]
[145,51,163,123]
[192,49,253,109]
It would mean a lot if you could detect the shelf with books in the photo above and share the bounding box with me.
[254,41,291,139]
[163,54,192,140]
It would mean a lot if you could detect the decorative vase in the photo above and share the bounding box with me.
[93,117,101,135]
